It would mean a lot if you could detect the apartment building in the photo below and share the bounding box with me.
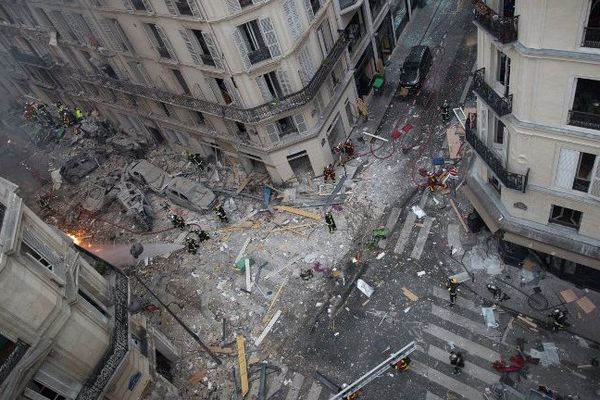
[0,177,180,400]
[463,0,600,284]
[0,0,423,184]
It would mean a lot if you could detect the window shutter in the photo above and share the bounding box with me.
[276,70,293,95]
[154,24,178,61]
[282,0,302,42]
[202,32,224,69]
[256,76,273,102]
[121,0,134,10]
[479,108,487,141]
[22,229,61,267]
[179,29,201,64]
[82,14,103,47]
[297,45,315,85]
[589,158,600,200]
[223,79,242,105]
[192,82,205,99]
[266,123,280,144]
[233,27,251,71]
[136,62,151,85]
[205,77,222,103]
[48,11,74,42]
[322,18,334,53]
[143,24,159,48]
[164,0,178,15]
[187,0,204,18]
[293,114,308,134]
[98,18,121,51]
[303,0,315,21]
[62,13,87,45]
[226,0,242,14]
[259,17,281,58]
[555,149,579,189]
[141,0,154,12]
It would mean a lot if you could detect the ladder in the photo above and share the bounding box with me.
[329,341,417,400]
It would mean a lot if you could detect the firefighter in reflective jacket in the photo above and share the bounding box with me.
[393,357,411,372]
[344,389,364,400]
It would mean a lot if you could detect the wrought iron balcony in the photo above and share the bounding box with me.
[248,47,271,65]
[339,0,359,9]
[10,48,51,68]
[0,340,30,385]
[473,0,518,44]
[472,68,512,116]
[568,110,600,131]
[583,27,600,48]
[76,272,129,400]
[465,116,528,192]
[54,33,349,124]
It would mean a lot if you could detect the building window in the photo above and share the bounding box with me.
[489,175,501,194]
[215,78,233,104]
[110,19,133,52]
[494,119,505,144]
[190,29,215,66]
[171,69,191,95]
[549,205,582,230]
[309,0,321,15]
[131,0,149,11]
[236,122,247,133]
[194,111,205,125]
[25,380,66,400]
[583,0,600,48]
[316,19,334,58]
[174,0,193,15]
[569,78,600,130]
[21,242,53,271]
[78,289,108,317]
[276,116,297,137]
[239,0,253,8]
[146,24,172,59]
[263,71,283,99]
[239,20,271,64]
[573,152,596,192]
[496,50,511,96]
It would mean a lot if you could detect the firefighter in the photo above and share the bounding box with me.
[343,139,355,158]
[449,351,465,374]
[300,269,313,281]
[323,163,336,183]
[486,283,510,302]
[549,309,569,331]
[197,230,210,242]
[344,389,364,400]
[185,237,199,255]
[447,277,459,306]
[214,205,228,223]
[393,357,411,372]
[325,211,336,233]
[73,106,85,121]
[170,214,186,229]
[441,100,450,122]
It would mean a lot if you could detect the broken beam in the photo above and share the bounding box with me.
[236,336,249,396]
[273,205,322,221]
[236,174,254,194]
[255,309,282,347]
[449,199,469,233]
[362,132,389,142]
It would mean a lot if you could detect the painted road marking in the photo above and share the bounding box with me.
[424,323,501,362]
[284,372,305,400]
[432,286,480,314]
[411,360,483,400]
[427,344,499,385]
[446,224,463,257]
[394,211,416,254]
[410,217,434,260]
[431,304,501,342]
[426,391,445,400]
[306,381,323,400]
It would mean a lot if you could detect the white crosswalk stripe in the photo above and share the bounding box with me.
[305,381,323,400]
[410,217,434,260]
[424,323,501,361]
[432,286,481,314]
[394,211,416,254]
[284,372,305,400]
[267,363,288,398]
[426,344,499,385]
[447,223,463,256]
[426,391,445,400]
[431,304,502,342]
[411,359,484,400]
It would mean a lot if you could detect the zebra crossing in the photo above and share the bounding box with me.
[245,288,505,400]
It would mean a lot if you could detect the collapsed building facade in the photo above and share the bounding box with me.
[0,177,180,399]
[463,0,600,282]
[0,0,423,183]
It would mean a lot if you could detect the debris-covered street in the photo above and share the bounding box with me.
[1,0,599,399]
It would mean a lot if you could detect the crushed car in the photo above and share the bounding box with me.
[60,152,106,184]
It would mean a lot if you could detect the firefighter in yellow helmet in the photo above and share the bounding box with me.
[447,277,459,306]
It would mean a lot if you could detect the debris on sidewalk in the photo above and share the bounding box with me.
[560,289,578,303]
[255,310,282,347]
[576,296,596,314]
[401,287,418,302]
[411,205,426,219]
[417,270,426,277]
[187,369,207,385]
[376,252,385,260]
[481,307,499,328]
[357,279,375,298]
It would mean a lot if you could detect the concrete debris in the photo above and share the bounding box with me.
[356,279,374,298]
[411,205,426,218]
[481,307,499,328]
[376,252,385,260]
[417,271,426,277]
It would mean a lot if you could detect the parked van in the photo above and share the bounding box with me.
[398,45,432,93]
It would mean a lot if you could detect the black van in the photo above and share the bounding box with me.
[398,45,432,93]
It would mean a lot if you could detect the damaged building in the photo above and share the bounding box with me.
[0,177,180,399]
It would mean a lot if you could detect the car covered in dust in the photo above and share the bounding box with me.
[164,177,216,213]
[125,159,171,192]
[60,152,106,184]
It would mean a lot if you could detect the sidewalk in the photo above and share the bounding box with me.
[348,0,444,143]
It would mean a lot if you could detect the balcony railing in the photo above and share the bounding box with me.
[583,27,600,48]
[248,47,271,65]
[472,68,513,116]
[465,116,528,192]
[339,0,359,9]
[76,272,129,400]
[473,0,519,44]
[0,340,30,386]
[9,48,51,68]
[568,110,600,131]
[53,33,349,124]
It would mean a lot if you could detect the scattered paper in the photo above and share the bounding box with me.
[401,287,419,302]
[356,279,374,298]
[417,271,426,277]
[411,205,426,218]
[376,252,385,260]
[404,306,411,313]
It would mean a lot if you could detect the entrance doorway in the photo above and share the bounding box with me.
[287,150,313,178]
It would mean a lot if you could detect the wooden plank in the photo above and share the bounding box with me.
[270,223,313,233]
[449,199,469,233]
[237,336,249,396]
[236,174,253,194]
[274,205,322,221]
[198,346,234,355]
[576,296,596,314]
[560,289,578,303]
[402,287,419,302]
[263,276,289,323]
[188,369,207,385]
[255,310,282,347]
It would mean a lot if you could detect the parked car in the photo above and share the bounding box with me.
[126,160,171,192]
[60,152,106,184]
[398,45,432,93]
[164,177,217,213]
